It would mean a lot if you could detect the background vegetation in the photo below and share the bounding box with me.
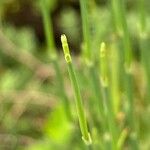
[0,0,150,150]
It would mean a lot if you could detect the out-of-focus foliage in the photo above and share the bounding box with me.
[58,7,81,50]
[0,0,150,150]
[3,26,37,52]
[44,104,72,143]
[37,0,58,12]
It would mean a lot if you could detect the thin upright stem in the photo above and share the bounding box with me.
[100,42,118,150]
[61,35,92,145]
[79,0,91,62]
[138,0,150,102]
[80,0,105,127]
[110,0,132,68]
[40,0,72,120]
[40,0,56,57]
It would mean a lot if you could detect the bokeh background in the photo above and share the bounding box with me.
[0,0,150,150]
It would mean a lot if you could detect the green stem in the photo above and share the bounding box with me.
[100,42,118,150]
[138,0,150,102]
[41,0,71,119]
[110,1,139,149]
[89,65,106,130]
[110,43,120,115]
[52,60,72,120]
[110,0,132,68]
[117,128,128,150]
[80,0,106,135]
[61,35,92,145]
[40,0,56,57]
[139,36,150,102]
[102,87,118,150]
[68,63,91,143]
[79,0,91,62]
[124,72,139,150]
[138,0,146,32]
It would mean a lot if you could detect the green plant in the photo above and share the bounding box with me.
[1,0,150,150]
[99,42,118,150]
[40,0,72,120]
[61,34,92,146]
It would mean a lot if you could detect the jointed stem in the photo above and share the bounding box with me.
[61,35,92,145]
[41,0,71,120]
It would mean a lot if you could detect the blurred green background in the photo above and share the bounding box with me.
[0,0,150,150]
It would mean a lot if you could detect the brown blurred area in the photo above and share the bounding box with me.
[2,0,108,53]
[3,0,80,51]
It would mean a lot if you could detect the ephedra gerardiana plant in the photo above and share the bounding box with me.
[1,0,149,149]
[59,0,149,149]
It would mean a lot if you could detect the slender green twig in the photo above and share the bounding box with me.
[110,0,132,68]
[61,34,92,145]
[89,65,106,128]
[40,0,56,58]
[79,0,91,62]
[110,42,120,115]
[139,36,150,101]
[138,0,146,32]
[110,1,139,149]
[117,128,128,150]
[100,42,118,150]
[138,0,150,102]
[124,72,139,150]
[40,0,72,120]
[80,0,105,127]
